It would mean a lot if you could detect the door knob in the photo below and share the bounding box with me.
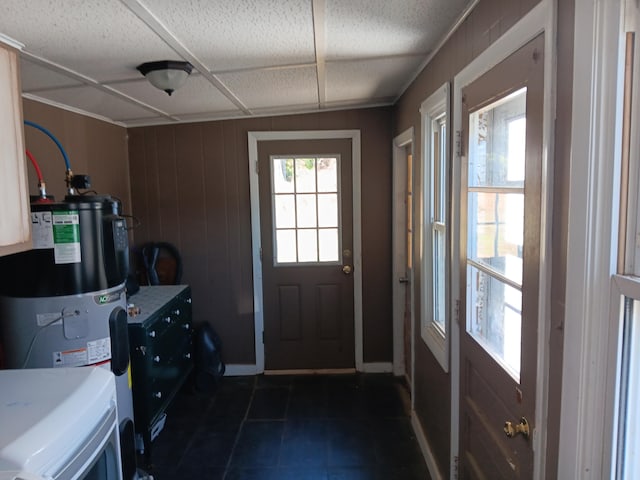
[504,417,530,439]
[342,265,353,275]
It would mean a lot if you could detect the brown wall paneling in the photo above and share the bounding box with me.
[22,99,131,213]
[128,108,393,366]
[392,0,545,475]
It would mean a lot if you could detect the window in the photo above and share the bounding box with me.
[420,83,450,371]
[271,156,341,264]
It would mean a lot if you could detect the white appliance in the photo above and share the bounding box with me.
[0,367,122,480]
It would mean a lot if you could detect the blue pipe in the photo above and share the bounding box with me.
[23,120,71,171]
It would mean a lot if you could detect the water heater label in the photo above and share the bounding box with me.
[52,211,82,264]
[87,337,111,364]
[52,348,87,368]
[31,211,54,249]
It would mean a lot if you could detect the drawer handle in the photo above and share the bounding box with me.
[172,309,181,315]
[163,316,171,323]
[153,355,161,363]
[184,353,191,359]
[182,323,190,330]
[186,298,192,304]
[153,391,162,399]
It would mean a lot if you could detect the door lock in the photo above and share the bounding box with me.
[342,265,353,275]
[504,417,530,439]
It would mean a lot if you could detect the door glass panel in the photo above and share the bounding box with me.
[318,194,338,227]
[468,88,527,188]
[295,158,316,192]
[467,192,523,284]
[273,158,295,193]
[317,157,338,192]
[319,229,339,262]
[274,194,295,228]
[297,229,318,262]
[434,224,446,332]
[467,264,522,380]
[272,155,341,265]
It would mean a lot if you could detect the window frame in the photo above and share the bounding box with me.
[420,82,450,372]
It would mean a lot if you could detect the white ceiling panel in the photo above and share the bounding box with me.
[111,75,239,117]
[30,85,161,122]
[20,58,82,92]
[0,0,178,83]
[218,66,318,110]
[0,0,474,126]
[325,0,469,59]
[143,0,316,71]
[325,57,423,104]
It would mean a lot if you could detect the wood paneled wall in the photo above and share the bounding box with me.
[128,108,393,365]
[21,99,131,212]
[393,0,545,474]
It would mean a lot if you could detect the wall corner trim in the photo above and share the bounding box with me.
[411,411,445,480]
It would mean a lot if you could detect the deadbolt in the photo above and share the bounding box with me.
[342,265,353,275]
[504,417,530,439]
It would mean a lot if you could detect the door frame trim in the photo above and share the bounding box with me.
[392,127,414,382]
[248,130,362,373]
[451,1,554,477]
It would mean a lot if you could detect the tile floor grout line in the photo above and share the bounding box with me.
[221,375,257,479]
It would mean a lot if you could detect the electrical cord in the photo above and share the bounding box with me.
[21,310,79,369]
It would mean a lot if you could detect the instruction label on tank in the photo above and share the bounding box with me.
[31,211,54,249]
[52,211,81,264]
[53,347,88,368]
[87,337,111,364]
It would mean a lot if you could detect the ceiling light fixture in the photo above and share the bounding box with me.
[136,60,193,96]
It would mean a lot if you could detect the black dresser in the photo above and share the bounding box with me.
[127,285,193,463]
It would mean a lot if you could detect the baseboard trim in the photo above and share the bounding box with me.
[224,364,259,376]
[265,368,356,376]
[411,410,444,480]
[361,362,394,373]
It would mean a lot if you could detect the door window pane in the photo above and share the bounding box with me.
[467,265,522,380]
[433,225,446,332]
[271,155,341,264]
[468,192,523,285]
[468,88,527,188]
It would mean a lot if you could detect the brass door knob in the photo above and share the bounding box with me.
[504,417,530,439]
[342,265,353,275]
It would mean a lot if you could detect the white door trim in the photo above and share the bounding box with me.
[248,130,363,373]
[558,0,625,477]
[392,127,414,381]
[451,1,554,477]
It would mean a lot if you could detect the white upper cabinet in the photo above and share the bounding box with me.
[0,41,31,256]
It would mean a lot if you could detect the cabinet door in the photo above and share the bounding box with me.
[0,42,31,256]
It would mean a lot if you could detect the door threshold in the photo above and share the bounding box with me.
[264,368,356,376]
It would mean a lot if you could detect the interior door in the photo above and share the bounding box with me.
[258,139,354,370]
[459,34,544,478]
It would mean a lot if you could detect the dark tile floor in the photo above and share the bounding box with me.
[143,374,431,480]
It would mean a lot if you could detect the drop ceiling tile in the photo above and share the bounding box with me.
[218,66,318,110]
[110,75,239,116]
[325,0,470,59]
[143,0,316,71]
[19,58,82,92]
[325,57,423,104]
[0,0,178,83]
[31,85,161,122]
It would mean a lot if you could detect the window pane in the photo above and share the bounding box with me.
[466,265,522,380]
[297,229,318,262]
[297,194,317,228]
[276,229,297,263]
[295,158,316,192]
[468,88,527,188]
[273,158,294,193]
[317,157,338,192]
[433,226,446,332]
[319,228,339,261]
[318,194,338,227]
[468,192,523,285]
[274,194,295,228]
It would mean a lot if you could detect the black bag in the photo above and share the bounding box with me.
[193,323,225,392]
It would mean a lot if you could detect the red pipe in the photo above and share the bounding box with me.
[26,149,44,183]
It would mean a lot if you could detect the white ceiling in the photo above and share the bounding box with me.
[0,0,472,127]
